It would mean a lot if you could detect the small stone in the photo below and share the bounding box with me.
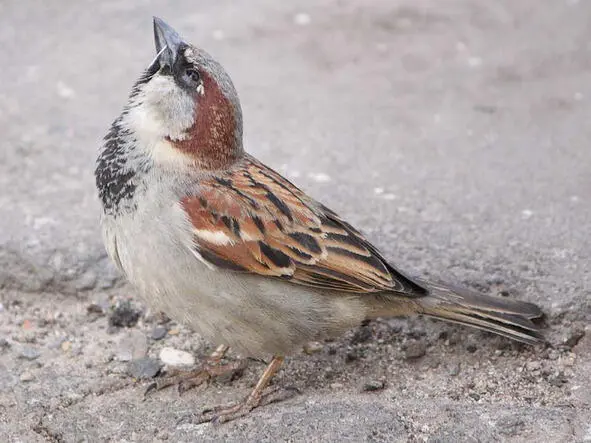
[154,312,171,324]
[87,303,106,315]
[303,341,323,355]
[61,341,72,352]
[109,300,141,328]
[128,357,162,379]
[167,328,180,336]
[363,380,385,392]
[117,347,132,362]
[466,344,478,353]
[0,338,10,350]
[330,382,343,390]
[159,347,195,367]
[20,371,35,382]
[351,326,373,344]
[548,372,569,387]
[345,350,360,363]
[526,361,541,371]
[404,341,427,360]
[19,346,40,360]
[151,327,167,341]
[563,328,585,349]
[449,363,461,376]
[47,337,66,349]
[469,392,480,401]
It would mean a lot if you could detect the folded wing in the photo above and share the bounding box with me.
[182,156,425,296]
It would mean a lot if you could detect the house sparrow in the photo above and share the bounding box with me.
[95,17,544,423]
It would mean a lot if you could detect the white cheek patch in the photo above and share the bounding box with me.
[127,75,196,143]
[196,83,205,96]
[149,139,194,167]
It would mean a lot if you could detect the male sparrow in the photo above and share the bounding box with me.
[95,17,544,423]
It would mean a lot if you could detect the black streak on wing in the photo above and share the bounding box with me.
[266,192,293,221]
[286,246,314,261]
[258,242,292,269]
[288,232,322,254]
[198,249,248,272]
[252,215,266,234]
[217,176,259,209]
[322,213,428,296]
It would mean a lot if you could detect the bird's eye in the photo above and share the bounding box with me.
[185,68,201,83]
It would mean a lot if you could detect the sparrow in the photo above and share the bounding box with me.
[95,17,544,423]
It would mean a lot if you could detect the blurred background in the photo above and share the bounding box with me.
[1,0,590,441]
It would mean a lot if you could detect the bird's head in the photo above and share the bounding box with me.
[124,18,243,170]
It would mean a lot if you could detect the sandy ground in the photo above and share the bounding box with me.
[1,0,590,441]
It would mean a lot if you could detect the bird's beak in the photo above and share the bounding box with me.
[153,17,184,68]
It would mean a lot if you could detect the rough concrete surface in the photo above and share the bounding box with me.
[1,0,590,441]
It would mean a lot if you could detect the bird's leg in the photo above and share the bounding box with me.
[195,355,299,424]
[145,344,245,396]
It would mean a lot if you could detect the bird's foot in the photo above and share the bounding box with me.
[189,385,300,424]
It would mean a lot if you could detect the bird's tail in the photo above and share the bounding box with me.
[369,280,545,345]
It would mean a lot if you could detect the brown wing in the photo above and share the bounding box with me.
[182,156,426,295]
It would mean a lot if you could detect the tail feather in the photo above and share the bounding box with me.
[417,280,545,345]
[368,279,545,345]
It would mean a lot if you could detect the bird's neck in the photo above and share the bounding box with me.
[169,70,244,171]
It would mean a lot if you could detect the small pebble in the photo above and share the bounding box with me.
[159,347,195,367]
[87,303,106,315]
[330,382,344,389]
[363,380,386,392]
[345,350,360,363]
[20,371,35,382]
[47,337,66,349]
[151,326,168,341]
[563,329,585,349]
[19,346,40,360]
[167,328,180,336]
[61,341,72,352]
[351,326,373,344]
[109,300,141,328]
[526,361,541,371]
[128,357,162,379]
[0,338,10,350]
[117,348,133,362]
[303,341,323,355]
[404,341,427,360]
[449,363,461,376]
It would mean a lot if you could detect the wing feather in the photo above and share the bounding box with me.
[181,156,426,296]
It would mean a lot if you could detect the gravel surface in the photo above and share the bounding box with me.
[1,0,590,441]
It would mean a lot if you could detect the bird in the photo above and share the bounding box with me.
[95,17,544,423]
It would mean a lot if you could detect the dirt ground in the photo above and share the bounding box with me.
[1,0,590,441]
